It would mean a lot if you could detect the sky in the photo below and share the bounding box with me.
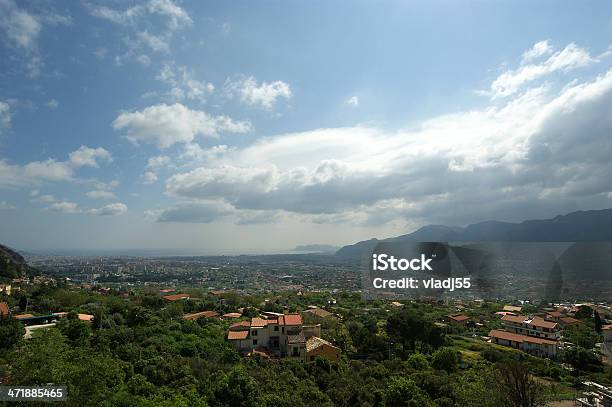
[0,0,611,254]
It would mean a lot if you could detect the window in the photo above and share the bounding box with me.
[253,339,258,345]
[274,326,279,331]
[252,330,258,336]
[282,327,285,333]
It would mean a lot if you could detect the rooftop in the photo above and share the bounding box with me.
[489,329,557,346]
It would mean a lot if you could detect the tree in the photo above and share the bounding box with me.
[0,316,25,349]
[594,311,603,334]
[431,347,461,373]
[385,376,432,407]
[214,367,260,407]
[495,361,549,407]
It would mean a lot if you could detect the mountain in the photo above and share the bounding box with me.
[335,208,612,259]
[293,244,340,253]
[0,244,28,280]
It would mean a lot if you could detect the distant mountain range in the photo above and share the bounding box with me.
[336,208,612,259]
[293,244,340,253]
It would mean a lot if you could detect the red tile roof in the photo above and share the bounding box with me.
[489,329,557,345]
[448,314,469,322]
[222,312,242,319]
[227,330,249,340]
[283,314,302,326]
[229,321,251,331]
[529,317,558,329]
[559,316,582,325]
[14,313,34,319]
[0,302,9,318]
[250,317,270,327]
[162,293,190,302]
[603,324,612,331]
[501,314,528,324]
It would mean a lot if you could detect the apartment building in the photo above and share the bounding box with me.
[500,314,561,340]
[227,313,340,362]
[488,314,562,357]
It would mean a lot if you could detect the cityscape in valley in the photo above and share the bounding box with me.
[1,233,612,406]
[1,0,612,405]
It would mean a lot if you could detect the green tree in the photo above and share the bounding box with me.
[495,361,549,407]
[431,348,460,373]
[385,376,432,407]
[0,316,24,349]
[214,367,259,407]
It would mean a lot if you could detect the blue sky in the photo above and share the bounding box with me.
[1,0,611,253]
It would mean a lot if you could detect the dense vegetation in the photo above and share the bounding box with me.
[0,285,610,406]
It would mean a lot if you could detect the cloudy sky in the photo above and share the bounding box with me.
[1,1,611,253]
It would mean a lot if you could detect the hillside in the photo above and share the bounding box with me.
[336,208,612,259]
[0,244,28,280]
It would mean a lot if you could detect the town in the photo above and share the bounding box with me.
[1,250,611,406]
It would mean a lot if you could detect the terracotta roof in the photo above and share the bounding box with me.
[306,336,340,352]
[503,305,522,312]
[227,330,249,340]
[547,311,563,318]
[222,312,242,319]
[162,293,190,302]
[501,314,528,324]
[229,321,251,331]
[0,302,9,317]
[603,324,612,331]
[78,314,94,322]
[14,313,34,319]
[489,329,557,345]
[283,314,302,326]
[529,317,558,329]
[183,311,218,321]
[448,314,469,322]
[251,317,271,327]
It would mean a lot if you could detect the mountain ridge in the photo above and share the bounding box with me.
[335,208,612,258]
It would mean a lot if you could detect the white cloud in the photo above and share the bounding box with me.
[0,0,41,50]
[112,103,251,148]
[163,59,612,226]
[31,194,56,203]
[29,189,39,197]
[146,155,171,169]
[0,146,113,187]
[225,75,292,109]
[156,201,232,223]
[0,201,15,210]
[156,64,214,103]
[88,202,128,216]
[68,146,112,168]
[48,201,80,214]
[521,40,553,63]
[491,42,596,98]
[347,96,359,107]
[46,99,59,109]
[142,171,158,184]
[86,190,116,200]
[0,0,70,77]
[0,101,11,133]
[89,0,192,64]
[94,180,119,190]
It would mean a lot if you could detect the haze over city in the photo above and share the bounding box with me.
[1,0,611,253]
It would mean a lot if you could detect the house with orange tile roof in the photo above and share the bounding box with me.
[489,329,559,357]
[500,314,561,341]
[162,293,190,302]
[226,313,339,361]
[445,313,470,325]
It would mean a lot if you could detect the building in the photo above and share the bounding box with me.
[575,381,612,407]
[222,312,242,319]
[0,301,9,318]
[445,313,470,325]
[500,315,561,340]
[226,313,340,362]
[162,293,190,302]
[183,311,219,321]
[0,284,11,296]
[489,329,559,357]
[503,305,522,313]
